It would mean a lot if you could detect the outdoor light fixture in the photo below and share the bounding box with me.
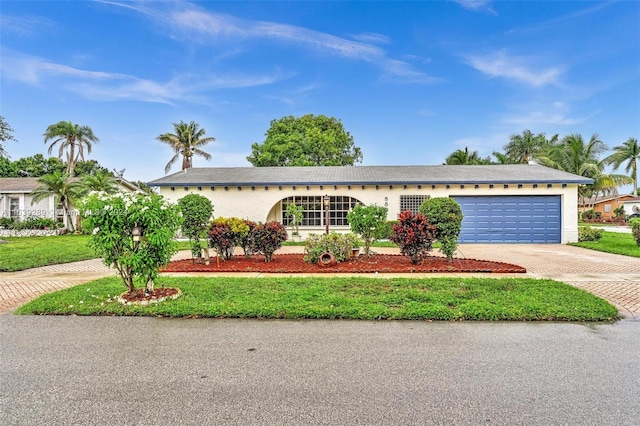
[323,195,330,234]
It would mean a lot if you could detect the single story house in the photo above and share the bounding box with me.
[578,194,638,220]
[149,164,591,244]
[0,176,144,229]
[621,197,640,218]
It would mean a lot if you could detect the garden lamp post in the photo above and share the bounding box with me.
[323,195,330,234]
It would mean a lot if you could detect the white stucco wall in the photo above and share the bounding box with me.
[0,193,55,221]
[158,182,580,244]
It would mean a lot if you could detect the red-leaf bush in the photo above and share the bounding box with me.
[390,210,435,264]
[252,221,288,262]
[240,220,258,258]
[208,217,250,260]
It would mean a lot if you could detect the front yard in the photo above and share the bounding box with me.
[571,231,640,257]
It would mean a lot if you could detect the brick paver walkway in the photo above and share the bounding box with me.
[1,245,638,319]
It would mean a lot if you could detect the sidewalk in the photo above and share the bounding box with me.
[1,245,638,319]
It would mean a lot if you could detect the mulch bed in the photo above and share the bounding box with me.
[162,254,526,274]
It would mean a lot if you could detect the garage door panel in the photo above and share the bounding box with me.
[453,196,561,243]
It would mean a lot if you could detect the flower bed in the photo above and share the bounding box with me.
[162,253,526,274]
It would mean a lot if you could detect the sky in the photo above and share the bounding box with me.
[1,0,639,184]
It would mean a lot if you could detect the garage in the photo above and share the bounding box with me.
[453,195,561,243]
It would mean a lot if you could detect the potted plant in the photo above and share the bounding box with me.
[285,203,303,242]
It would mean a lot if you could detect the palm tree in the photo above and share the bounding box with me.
[537,133,632,202]
[157,121,214,174]
[43,121,99,176]
[30,171,83,232]
[80,171,119,195]
[604,137,639,196]
[444,147,488,165]
[503,130,555,163]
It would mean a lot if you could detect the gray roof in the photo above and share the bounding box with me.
[148,165,593,187]
[0,178,45,192]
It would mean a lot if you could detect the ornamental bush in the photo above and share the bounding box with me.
[303,232,361,264]
[419,197,463,261]
[578,226,603,242]
[252,221,288,262]
[208,217,250,260]
[177,194,213,264]
[79,192,182,294]
[346,204,388,256]
[630,218,640,247]
[390,210,435,264]
[239,220,259,258]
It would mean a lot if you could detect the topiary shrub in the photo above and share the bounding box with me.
[419,197,463,261]
[346,204,388,256]
[252,221,288,262]
[390,210,435,265]
[578,226,603,242]
[303,232,361,264]
[630,218,640,247]
[177,194,213,264]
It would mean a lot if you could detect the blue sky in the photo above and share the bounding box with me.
[1,0,639,184]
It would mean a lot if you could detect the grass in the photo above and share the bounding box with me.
[0,235,97,272]
[571,231,640,258]
[15,276,618,322]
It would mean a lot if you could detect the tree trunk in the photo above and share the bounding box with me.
[145,279,154,295]
[203,243,210,265]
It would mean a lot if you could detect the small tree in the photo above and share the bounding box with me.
[178,194,214,264]
[285,203,303,236]
[390,210,435,264]
[419,197,463,261]
[252,221,288,262]
[80,193,182,295]
[347,204,388,256]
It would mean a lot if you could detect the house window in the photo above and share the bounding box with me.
[400,195,429,214]
[604,204,612,213]
[9,197,19,219]
[281,196,362,227]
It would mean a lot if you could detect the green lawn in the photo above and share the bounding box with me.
[15,276,618,322]
[571,231,640,258]
[0,235,97,272]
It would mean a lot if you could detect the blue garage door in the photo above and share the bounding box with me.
[452,196,561,243]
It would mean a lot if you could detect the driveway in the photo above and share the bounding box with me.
[0,245,638,318]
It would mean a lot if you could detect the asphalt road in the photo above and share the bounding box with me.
[1,316,639,426]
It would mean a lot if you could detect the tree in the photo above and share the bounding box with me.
[247,114,363,167]
[444,147,489,165]
[79,171,119,195]
[504,130,555,163]
[73,159,111,177]
[419,198,463,261]
[80,192,182,295]
[157,120,214,174]
[0,116,18,157]
[43,121,99,176]
[11,154,65,177]
[604,137,639,196]
[346,204,388,257]
[537,133,632,201]
[178,194,214,264]
[0,155,18,177]
[30,171,83,232]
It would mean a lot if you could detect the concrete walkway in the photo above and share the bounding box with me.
[1,244,638,319]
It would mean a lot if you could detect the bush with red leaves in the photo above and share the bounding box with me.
[252,221,288,262]
[390,210,435,264]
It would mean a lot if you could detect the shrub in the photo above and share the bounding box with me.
[631,218,640,247]
[0,217,14,228]
[390,210,435,264]
[252,221,288,262]
[178,194,213,263]
[581,209,596,221]
[79,192,182,294]
[303,232,361,264]
[208,217,250,260]
[419,197,463,261]
[239,220,259,258]
[578,226,603,242]
[613,206,627,223]
[346,204,388,256]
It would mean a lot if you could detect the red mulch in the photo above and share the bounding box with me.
[162,254,526,274]
[119,287,181,304]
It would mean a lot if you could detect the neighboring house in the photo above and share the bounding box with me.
[621,197,640,218]
[578,194,637,220]
[0,176,144,229]
[149,164,592,244]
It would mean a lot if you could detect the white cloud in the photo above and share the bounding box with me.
[0,49,286,104]
[502,111,588,127]
[0,14,55,37]
[453,0,496,14]
[349,32,392,45]
[465,49,563,87]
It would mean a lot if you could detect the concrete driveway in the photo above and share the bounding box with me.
[1,244,638,318]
